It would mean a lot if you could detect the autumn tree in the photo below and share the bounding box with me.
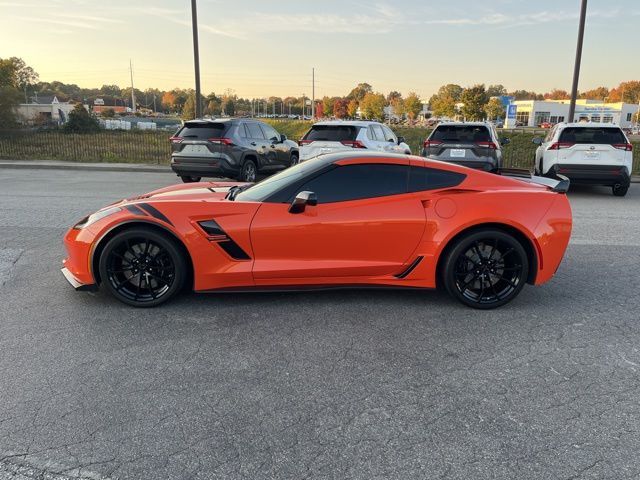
[486,84,507,97]
[484,97,505,120]
[609,81,640,103]
[543,89,570,100]
[347,99,359,118]
[333,98,349,119]
[580,86,609,100]
[403,92,422,123]
[359,92,386,120]
[460,84,488,121]
[347,83,373,102]
[182,95,196,120]
[429,84,463,118]
[0,57,39,127]
[509,90,544,100]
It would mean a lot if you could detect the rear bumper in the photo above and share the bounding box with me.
[61,267,98,292]
[547,164,630,187]
[171,156,239,179]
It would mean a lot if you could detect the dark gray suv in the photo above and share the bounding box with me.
[421,122,509,172]
[170,118,299,183]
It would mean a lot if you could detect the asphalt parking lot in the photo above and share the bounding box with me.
[1,167,639,480]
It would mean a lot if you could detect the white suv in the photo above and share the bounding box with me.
[299,121,411,161]
[533,123,633,196]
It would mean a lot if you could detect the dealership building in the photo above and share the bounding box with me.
[508,99,639,128]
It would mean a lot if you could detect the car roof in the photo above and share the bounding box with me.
[434,121,492,127]
[184,118,235,125]
[555,122,623,128]
[311,120,383,128]
[302,150,469,172]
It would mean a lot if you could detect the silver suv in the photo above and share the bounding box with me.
[421,121,508,172]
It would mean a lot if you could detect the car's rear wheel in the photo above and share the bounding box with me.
[98,227,186,307]
[290,153,299,165]
[612,184,629,197]
[240,159,257,182]
[180,176,201,183]
[442,229,529,309]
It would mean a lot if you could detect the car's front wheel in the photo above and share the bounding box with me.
[442,229,529,309]
[98,227,187,307]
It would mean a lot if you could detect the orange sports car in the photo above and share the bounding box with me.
[62,152,572,309]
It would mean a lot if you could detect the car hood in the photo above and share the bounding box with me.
[124,181,251,203]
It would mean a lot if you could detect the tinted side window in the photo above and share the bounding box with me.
[261,124,280,141]
[371,125,386,141]
[409,166,466,192]
[295,164,409,204]
[247,123,265,139]
[238,124,249,138]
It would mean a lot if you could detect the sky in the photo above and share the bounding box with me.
[1,0,639,100]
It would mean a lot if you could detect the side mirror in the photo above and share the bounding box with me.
[289,191,317,214]
[532,137,543,145]
[397,136,406,144]
[500,137,510,145]
[280,134,287,142]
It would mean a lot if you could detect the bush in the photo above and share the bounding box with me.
[64,103,100,133]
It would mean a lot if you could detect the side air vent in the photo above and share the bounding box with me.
[197,220,251,261]
[395,256,424,279]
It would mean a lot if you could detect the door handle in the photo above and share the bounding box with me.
[270,145,276,148]
[250,142,257,146]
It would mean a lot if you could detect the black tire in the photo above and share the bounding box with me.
[290,153,299,166]
[98,227,187,307]
[180,176,201,183]
[239,159,257,182]
[612,184,629,197]
[442,229,529,309]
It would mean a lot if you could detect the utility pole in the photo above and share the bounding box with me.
[153,94,157,113]
[191,0,202,118]
[129,59,136,113]
[302,93,305,118]
[311,68,315,119]
[568,0,587,124]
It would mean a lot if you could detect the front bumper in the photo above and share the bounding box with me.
[546,164,630,187]
[61,266,98,291]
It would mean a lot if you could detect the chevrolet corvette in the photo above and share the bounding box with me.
[62,152,572,309]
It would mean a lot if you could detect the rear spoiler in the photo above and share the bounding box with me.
[496,168,570,193]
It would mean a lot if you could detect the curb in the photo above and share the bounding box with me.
[0,160,170,174]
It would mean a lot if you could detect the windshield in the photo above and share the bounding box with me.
[235,157,329,202]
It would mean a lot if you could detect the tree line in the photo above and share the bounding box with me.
[2,56,640,128]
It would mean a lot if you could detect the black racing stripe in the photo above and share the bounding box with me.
[137,203,173,226]
[217,239,251,261]
[124,204,147,216]
[395,256,424,279]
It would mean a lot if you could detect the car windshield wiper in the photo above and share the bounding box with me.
[226,184,252,201]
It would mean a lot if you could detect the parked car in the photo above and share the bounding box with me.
[421,121,509,172]
[539,122,553,129]
[62,152,572,309]
[533,122,633,196]
[170,118,299,183]
[298,121,411,161]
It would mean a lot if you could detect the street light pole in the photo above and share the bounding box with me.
[191,0,202,118]
[568,0,587,124]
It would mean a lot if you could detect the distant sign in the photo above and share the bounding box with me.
[507,104,517,119]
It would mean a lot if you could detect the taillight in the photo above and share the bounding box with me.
[612,143,633,151]
[208,137,234,146]
[548,142,574,150]
[340,140,366,148]
[299,139,314,145]
[475,141,497,149]
[423,140,443,148]
[169,136,183,144]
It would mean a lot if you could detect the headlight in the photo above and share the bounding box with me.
[73,206,122,230]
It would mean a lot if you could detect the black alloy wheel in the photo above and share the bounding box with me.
[98,227,186,307]
[612,184,629,197]
[181,176,201,183]
[443,229,529,309]
[240,160,257,182]
[290,153,299,165]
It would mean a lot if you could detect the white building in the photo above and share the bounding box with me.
[16,95,76,125]
[510,99,639,128]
